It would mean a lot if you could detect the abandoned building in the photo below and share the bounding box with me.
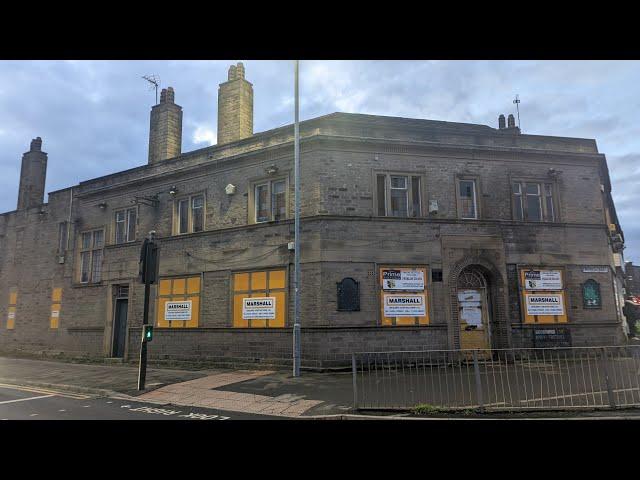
[0,62,629,368]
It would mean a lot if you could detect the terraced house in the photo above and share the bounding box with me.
[0,63,628,368]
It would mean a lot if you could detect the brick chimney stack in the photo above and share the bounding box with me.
[148,86,183,164]
[217,62,253,145]
[17,137,48,210]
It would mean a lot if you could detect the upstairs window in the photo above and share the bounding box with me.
[457,179,478,219]
[174,194,205,235]
[57,221,68,254]
[252,178,287,223]
[512,181,555,222]
[376,174,421,218]
[79,229,104,283]
[114,207,137,244]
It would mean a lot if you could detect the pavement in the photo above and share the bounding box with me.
[0,356,353,419]
[2,355,640,420]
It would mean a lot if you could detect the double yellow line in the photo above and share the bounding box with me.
[0,383,90,400]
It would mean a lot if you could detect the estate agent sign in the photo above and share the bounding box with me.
[383,294,426,317]
[525,294,565,316]
[523,270,563,290]
[382,269,425,291]
[165,301,192,321]
[242,297,276,319]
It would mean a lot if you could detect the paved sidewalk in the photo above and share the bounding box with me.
[138,371,326,417]
[0,356,211,397]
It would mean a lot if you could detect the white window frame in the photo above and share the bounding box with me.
[79,229,104,284]
[457,178,478,220]
[173,193,206,235]
[374,173,422,218]
[249,177,289,224]
[114,207,137,244]
[512,180,555,222]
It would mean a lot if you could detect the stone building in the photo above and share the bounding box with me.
[0,62,629,368]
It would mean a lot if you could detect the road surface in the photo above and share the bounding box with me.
[0,384,282,420]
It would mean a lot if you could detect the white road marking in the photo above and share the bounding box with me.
[0,394,55,405]
[30,414,39,416]
[58,409,66,412]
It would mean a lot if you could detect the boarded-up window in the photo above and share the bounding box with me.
[50,288,62,329]
[7,289,17,329]
[232,269,287,328]
[156,276,201,328]
[379,266,429,326]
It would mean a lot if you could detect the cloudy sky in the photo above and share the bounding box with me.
[0,60,638,261]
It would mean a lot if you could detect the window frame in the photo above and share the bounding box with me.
[231,267,288,328]
[114,206,138,244]
[455,176,480,220]
[78,228,105,284]
[511,179,558,223]
[173,192,206,235]
[373,171,423,218]
[248,176,289,224]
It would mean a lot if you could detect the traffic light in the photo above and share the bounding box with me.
[142,324,154,343]
[139,237,159,285]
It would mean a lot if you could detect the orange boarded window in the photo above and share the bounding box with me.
[7,289,17,330]
[379,266,430,326]
[519,268,567,324]
[50,288,62,329]
[232,269,287,328]
[156,276,201,328]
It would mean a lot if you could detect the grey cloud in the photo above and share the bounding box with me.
[0,60,638,262]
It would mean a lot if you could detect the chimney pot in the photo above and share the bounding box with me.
[498,114,506,129]
[30,137,42,151]
[508,114,516,128]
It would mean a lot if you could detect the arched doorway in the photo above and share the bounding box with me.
[457,265,492,350]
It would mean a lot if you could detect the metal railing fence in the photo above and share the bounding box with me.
[351,346,640,411]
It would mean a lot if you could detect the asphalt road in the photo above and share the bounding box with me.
[0,384,282,420]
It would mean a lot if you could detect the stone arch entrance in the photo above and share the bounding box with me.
[448,258,509,350]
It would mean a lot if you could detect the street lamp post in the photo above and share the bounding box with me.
[293,60,301,377]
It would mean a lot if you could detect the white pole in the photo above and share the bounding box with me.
[293,60,301,377]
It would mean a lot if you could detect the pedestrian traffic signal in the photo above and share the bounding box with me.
[142,324,154,342]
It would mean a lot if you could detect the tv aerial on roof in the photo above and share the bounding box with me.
[142,74,161,105]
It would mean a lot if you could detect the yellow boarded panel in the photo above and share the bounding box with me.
[156,298,170,327]
[269,270,286,290]
[520,269,567,324]
[50,303,61,329]
[9,292,17,306]
[525,292,568,324]
[185,296,199,328]
[395,317,417,326]
[187,276,201,294]
[172,278,186,295]
[379,267,429,327]
[252,271,267,291]
[159,279,172,296]
[7,306,16,329]
[233,294,249,328]
[234,273,250,292]
[270,291,286,327]
[52,288,62,303]
[460,328,489,350]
